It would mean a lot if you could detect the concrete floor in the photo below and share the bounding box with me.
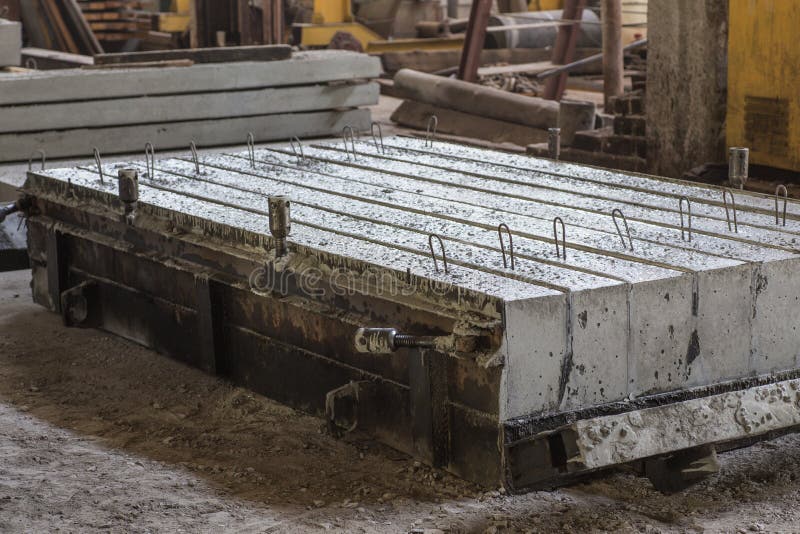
[3,267,800,533]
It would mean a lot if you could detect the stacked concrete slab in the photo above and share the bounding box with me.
[21,135,800,489]
[0,50,380,162]
[0,18,21,67]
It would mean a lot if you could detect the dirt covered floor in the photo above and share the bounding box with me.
[1,269,800,533]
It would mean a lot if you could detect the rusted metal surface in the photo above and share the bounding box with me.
[18,135,800,492]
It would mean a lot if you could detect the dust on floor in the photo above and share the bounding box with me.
[1,269,799,533]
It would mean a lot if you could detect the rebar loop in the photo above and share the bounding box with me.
[722,189,738,233]
[93,147,104,184]
[611,208,633,251]
[428,233,449,274]
[775,184,788,226]
[425,115,438,147]
[679,196,692,241]
[144,142,155,177]
[553,216,567,259]
[498,223,515,270]
[371,122,385,154]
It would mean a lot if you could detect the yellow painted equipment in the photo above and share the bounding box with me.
[728,0,799,172]
[294,0,463,52]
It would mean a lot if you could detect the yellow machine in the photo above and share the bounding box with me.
[294,0,570,53]
[727,0,799,172]
[293,0,464,52]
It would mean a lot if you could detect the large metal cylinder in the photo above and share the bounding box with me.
[485,9,602,49]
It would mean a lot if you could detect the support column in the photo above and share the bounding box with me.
[602,0,624,108]
[646,0,729,178]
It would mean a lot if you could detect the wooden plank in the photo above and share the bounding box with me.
[64,0,104,54]
[0,51,381,106]
[0,108,371,162]
[94,44,291,65]
[43,0,79,53]
[0,82,378,133]
[89,21,138,31]
[77,1,125,10]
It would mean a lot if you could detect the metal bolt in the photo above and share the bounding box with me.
[548,128,561,160]
[354,328,437,354]
[728,147,749,189]
[117,169,139,217]
[268,195,291,257]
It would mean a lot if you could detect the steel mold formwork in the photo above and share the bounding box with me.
[18,135,800,491]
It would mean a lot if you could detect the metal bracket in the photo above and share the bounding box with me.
[60,280,100,328]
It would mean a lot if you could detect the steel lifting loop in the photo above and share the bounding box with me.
[553,216,567,259]
[425,115,438,147]
[721,189,738,233]
[289,136,306,165]
[428,233,449,274]
[189,141,201,174]
[342,125,357,161]
[92,147,104,184]
[246,132,256,168]
[611,208,634,251]
[28,149,46,171]
[678,196,692,241]
[371,122,385,154]
[497,223,515,270]
[24,57,37,70]
[144,142,155,177]
[775,184,788,226]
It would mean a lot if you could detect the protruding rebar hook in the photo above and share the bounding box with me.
[28,149,46,172]
[144,142,155,177]
[722,189,738,233]
[425,115,438,148]
[289,136,306,165]
[498,223,515,270]
[189,141,202,174]
[93,147,104,184]
[775,184,788,226]
[679,196,692,241]
[553,216,567,259]
[611,208,634,251]
[342,125,357,161]
[371,122,385,154]
[246,132,255,168]
[428,234,449,274]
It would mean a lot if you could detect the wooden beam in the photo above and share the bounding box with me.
[456,0,492,83]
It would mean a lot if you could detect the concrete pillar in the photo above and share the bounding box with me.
[646,0,729,178]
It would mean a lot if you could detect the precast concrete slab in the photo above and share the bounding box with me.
[17,136,800,492]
